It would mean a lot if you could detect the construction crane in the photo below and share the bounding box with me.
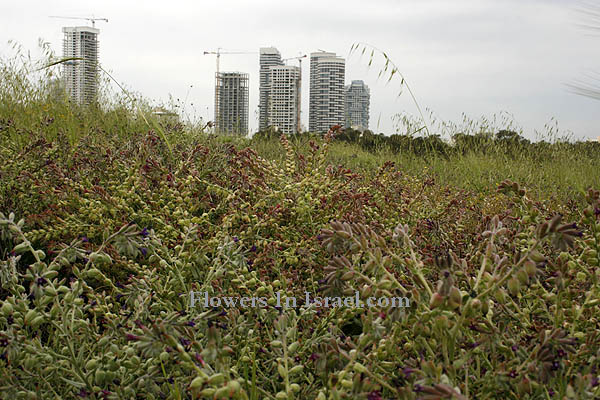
[203,48,256,77]
[203,49,256,133]
[282,54,307,66]
[49,16,108,28]
[282,55,307,133]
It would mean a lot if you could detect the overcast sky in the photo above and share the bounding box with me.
[1,0,599,140]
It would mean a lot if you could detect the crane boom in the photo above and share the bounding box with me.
[49,16,108,28]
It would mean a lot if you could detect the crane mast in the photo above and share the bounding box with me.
[282,55,307,133]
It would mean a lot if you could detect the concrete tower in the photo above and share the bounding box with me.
[345,80,370,131]
[215,72,249,135]
[259,47,283,131]
[62,26,100,105]
[309,51,345,133]
[267,65,301,134]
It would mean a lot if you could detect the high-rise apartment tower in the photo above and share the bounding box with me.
[309,51,345,133]
[215,72,249,135]
[259,47,283,131]
[267,65,301,134]
[62,26,100,105]
[345,80,370,131]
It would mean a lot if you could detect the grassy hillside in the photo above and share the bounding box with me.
[1,54,600,399]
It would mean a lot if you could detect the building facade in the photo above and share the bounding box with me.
[345,80,370,131]
[309,51,345,133]
[215,72,249,135]
[259,47,283,131]
[62,26,100,105]
[267,65,301,134]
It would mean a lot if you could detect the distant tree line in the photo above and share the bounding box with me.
[253,127,600,160]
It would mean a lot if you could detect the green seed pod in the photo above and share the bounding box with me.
[24,309,37,325]
[278,363,287,379]
[481,300,490,315]
[288,342,299,354]
[208,373,225,385]
[198,388,215,396]
[30,316,44,328]
[429,292,444,309]
[227,380,241,392]
[529,250,545,263]
[449,286,462,308]
[524,261,536,278]
[516,268,529,285]
[189,376,205,389]
[94,369,106,385]
[289,365,304,375]
[276,391,288,400]
[159,351,169,363]
[85,359,98,370]
[508,278,521,297]
[353,363,367,374]
[340,271,355,281]
[214,386,230,398]
[13,242,30,254]
[1,301,14,316]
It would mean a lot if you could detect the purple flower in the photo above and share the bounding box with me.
[125,333,141,341]
[250,245,257,252]
[141,247,148,256]
[508,370,517,378]
[309,353,319,361]
[185,321,196,327]
[179,337,191,347]
[591,376,599,387]
[140,228,149,238]
[78,388,89,397]
[414,384,424,392]
[551,361,560,371]
[247,259,253,266]
[557,349,566,358]
[549,388,555,396]
[512,345,519,352]
[233,237,239,242]
[36,277,47,285]
[80,236,89,243]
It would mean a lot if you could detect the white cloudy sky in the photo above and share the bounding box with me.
[1,0,599,140]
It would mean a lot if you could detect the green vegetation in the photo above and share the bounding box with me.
[2,49,600,399]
